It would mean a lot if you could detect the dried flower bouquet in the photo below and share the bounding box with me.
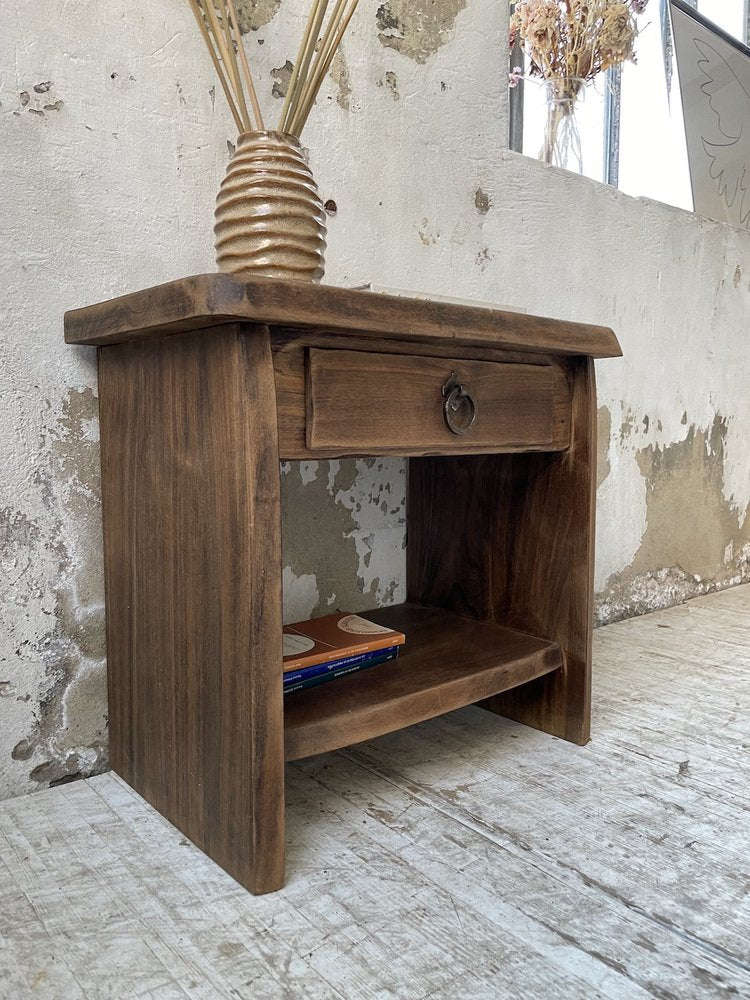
[510,0,649,166]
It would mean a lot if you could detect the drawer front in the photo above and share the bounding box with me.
[306,348,571,455]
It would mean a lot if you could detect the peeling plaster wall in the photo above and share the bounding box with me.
[486,163,750,625]
[1,0,748,799]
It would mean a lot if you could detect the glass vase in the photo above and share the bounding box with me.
[541,77,587,173]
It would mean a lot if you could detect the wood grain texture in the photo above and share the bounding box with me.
[407,358,596,745]
[305,348,571,457]
[271,331,563,459]
[98,323,285,894]
[283,604,562,761]
[64,273,622,358]
[77,276,610,894]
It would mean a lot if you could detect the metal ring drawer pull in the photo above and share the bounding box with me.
[442,372,477,436]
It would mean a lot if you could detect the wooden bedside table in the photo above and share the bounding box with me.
[65,274,621,894]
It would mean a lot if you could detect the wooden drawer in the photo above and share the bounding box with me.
[305,348,571,455]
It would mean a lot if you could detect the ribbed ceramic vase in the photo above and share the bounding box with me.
[214,131,327,283]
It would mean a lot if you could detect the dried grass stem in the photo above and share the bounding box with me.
[187,0,360,140]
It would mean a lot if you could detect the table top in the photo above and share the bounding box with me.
[64,274,621,359]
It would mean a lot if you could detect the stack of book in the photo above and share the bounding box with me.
[283,612,405,695]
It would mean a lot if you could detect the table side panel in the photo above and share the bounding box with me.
[98,323,285,893]
[484,356,596,742]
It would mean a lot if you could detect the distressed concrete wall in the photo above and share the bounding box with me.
[1,1,748,799]
[480,157,750,623]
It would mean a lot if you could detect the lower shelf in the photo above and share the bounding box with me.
[283,603,562,761]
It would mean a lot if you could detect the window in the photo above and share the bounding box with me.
[510,1,750,212]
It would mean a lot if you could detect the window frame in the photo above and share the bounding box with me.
[507,0,747,192]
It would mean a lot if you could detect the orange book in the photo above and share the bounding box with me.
[283,612,405,672]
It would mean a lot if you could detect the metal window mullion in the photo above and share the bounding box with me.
[603,65,622,187]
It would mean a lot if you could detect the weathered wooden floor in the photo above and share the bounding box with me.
[1,585,749,999]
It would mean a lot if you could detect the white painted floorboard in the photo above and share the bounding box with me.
[1,586,749,999]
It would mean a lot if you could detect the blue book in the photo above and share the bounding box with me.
[283,644,401,686]
[284,649,398,695]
